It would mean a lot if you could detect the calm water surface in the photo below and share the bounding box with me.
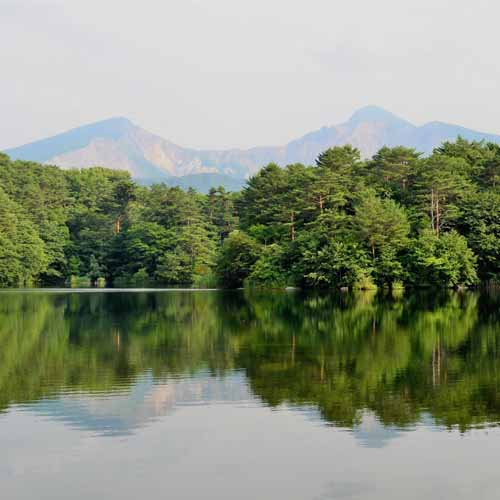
[1,289,500,499]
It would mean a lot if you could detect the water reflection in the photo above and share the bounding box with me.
[1,289,500,437]
[31,372,254,436]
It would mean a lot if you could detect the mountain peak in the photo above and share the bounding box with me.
[5,116,136,163]
[5,108,500,190]
[78,116,135,135]
[348,106,412,126]
[97,116,134,127]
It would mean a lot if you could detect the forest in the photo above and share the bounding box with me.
[0,137,499,289]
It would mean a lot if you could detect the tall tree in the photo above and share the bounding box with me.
[354,191,410,260]
[0,187,48,286]
[415,155,472,236]
[368,146,421,198]
[205,187,239,243]
[313,145,364,212]
[216,231,260,288]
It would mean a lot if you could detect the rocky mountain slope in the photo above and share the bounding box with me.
[5,106,500,191]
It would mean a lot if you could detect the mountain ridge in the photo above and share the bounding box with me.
[5,106,500,191]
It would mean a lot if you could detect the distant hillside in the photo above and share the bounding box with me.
[5,106,500,191]
[165,173,246,193]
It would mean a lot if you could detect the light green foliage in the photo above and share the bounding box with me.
[156,251,193,284]
[0,187,48,286]
[88,255,103,285]
[434,137,498,187]
[247,224,276,245]
[355,190,410,258]
[415,153,473,235]
[406,230,478,287]
[354,191,410,286]
[246,244,287,288]
[131,268,150,285]
[67,256,81,277]
[294,232,371,288]
[0,156,70,282]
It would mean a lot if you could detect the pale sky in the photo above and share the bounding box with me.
[2,0,500,150]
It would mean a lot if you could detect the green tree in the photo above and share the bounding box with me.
[246,244,287,288]
[355,191,410,259]
[434,137,495,186]
[205,187,239,243]
[237,163,287,233]
[216,231,260,288]
[0,187,48,286]
[313,145,364,211]
[405,230,477,287]
[458,190,500,281]
[369,146,421,198]
[88,254,103,285]
[0,157,71,282]
[415,155,472,236]
[293,231,371,288]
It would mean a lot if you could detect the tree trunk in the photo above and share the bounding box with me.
[114,215,123,234]
[430,188,435,233]
[435,193,440,237]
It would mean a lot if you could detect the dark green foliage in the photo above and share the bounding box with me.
[0,136,498,288]
[458,190,500,281]
[216,231,260,288]
[122,185,216,285]
[66,167,136,280]
[238,163,286,231]
[231,142,490,289]
[368,146,421,199]
[205,187,239,243]
[314,145,364,210]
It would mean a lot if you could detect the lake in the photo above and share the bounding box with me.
[1,289,500,499]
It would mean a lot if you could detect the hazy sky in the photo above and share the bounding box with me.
[2,0,500,150]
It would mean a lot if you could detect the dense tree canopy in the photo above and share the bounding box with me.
[0,136,499,288]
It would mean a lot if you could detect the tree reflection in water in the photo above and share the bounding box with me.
[1,289,499,433]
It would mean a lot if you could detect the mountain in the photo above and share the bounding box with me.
[163,173,246,192]
[5,106,500,191]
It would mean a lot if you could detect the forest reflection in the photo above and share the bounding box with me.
[1,289,499,433]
